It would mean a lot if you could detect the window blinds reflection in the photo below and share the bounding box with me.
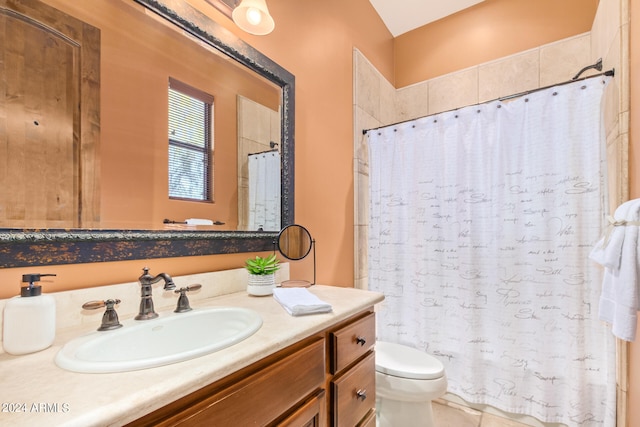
[168,78,214,201]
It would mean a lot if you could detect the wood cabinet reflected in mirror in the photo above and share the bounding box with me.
[0,0,295,267]
[0,0,100,228]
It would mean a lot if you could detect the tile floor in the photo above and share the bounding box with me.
[432,399,538,427]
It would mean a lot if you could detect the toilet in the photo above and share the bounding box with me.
[375,341,448,427]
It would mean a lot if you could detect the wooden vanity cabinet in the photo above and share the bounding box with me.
[327,311,376,426]
[128,308,377,427]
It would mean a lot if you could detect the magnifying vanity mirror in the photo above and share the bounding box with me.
[0,0,295,268]
[276,224,315,287]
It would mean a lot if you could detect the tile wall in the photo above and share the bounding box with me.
[353,0,629,424]
[236,95,281,230]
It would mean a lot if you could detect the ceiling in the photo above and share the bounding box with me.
[369,0,485,37]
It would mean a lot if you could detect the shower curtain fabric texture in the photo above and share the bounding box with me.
[368,77,615,426]
[248,151,281,231]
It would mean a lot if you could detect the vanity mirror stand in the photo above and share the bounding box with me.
[275,224,315,287]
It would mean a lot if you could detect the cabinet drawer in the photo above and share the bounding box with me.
[329,312,375,374]
[331,351,376,427]
[162,338,325,426]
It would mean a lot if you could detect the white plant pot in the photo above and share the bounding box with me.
[247,273,276,296]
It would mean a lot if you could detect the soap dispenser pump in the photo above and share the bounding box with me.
[3,274,57,355]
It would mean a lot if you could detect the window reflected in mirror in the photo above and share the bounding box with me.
[168,78,214,202]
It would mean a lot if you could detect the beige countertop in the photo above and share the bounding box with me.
[0,284,383,427]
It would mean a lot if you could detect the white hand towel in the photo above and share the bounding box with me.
[273,288,332,316]
[590,198,640,341]
[598,268,639,341]
[589,201,634,270]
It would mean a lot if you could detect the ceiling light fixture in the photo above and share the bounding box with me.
[232,0,275,35]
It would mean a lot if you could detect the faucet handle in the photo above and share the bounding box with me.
[173,284,202,313]
[82,299,123,331]
[82,300,112,310]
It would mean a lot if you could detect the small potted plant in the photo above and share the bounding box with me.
[245,253,280,296]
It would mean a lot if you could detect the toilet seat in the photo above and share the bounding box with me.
[375,341,444,380]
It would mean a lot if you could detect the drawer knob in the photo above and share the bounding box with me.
[355,336,366,346]
[356,389,367,401]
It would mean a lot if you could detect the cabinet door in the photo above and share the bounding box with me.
[277,390,325,427]
[331,352,376,427]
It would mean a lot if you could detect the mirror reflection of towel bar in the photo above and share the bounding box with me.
[163,219,225,225]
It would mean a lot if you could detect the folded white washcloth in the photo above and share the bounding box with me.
[273,288,332,316]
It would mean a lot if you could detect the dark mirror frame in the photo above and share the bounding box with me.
[0,0,294,268]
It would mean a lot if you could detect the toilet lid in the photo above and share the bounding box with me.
[375,341,445,380]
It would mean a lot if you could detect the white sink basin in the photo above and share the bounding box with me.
[55,307,262,373]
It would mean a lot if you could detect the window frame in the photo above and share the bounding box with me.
[168,77,214,202]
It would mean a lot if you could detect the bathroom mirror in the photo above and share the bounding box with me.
[277,224,315,287]
[0,0,295,267]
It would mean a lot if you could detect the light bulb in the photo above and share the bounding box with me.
[246,7,262,26]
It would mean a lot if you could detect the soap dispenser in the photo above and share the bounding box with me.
[3,274,57,355]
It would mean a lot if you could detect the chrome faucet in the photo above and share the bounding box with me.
[135,267,176,320]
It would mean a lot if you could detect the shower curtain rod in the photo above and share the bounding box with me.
[362,66,615,135]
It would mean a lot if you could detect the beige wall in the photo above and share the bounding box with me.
[244,0,394,287]
[394,0,599,87]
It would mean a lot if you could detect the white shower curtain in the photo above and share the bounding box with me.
[368,77,616,426]
[248,151,281,231]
